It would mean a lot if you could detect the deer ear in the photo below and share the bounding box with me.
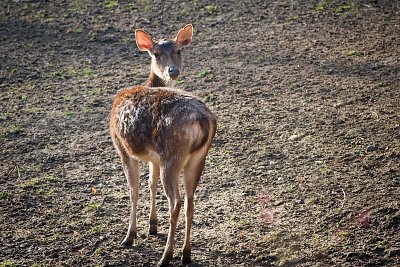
[175,24,193,48]
[135,29,154,52]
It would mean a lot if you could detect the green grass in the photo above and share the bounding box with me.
[2,125,24,135]
[320,166,332,175]
[336,3,352,13]
[203,93,216,103]
[205,4,218,15]
[63,110,74,116]
[229,215,240,222]
[67,67,77,76]
[104,0,118,9]
[346,50,359,56]
[140,0,151,12]
[83,202,102,213]
[83,67,92,77]
[90,225,106,234]
[0,260,16,267]
[316,0,327,12]
[0,191,8,199]
[50,232,61,241]
[196,69,212,78]
[18,176,60,190]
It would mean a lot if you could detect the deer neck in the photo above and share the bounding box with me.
[146,68,166,87]
[146,62,176,88]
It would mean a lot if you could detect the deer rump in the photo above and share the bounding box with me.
[111,86,214,160]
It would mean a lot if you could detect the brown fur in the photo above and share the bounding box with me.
[110,86,216,159]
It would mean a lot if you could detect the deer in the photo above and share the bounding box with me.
[109,24,217,266]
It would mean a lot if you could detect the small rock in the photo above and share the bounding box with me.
[366,145,378,152]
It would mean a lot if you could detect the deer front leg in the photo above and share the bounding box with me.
[121,156,140,247]
[148,161,160,235]
[158,165,182,267]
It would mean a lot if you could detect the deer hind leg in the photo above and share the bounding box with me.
[181,153,207,264]
[158,161,183,267]
[118,150,140,247]
[148,161,160,235]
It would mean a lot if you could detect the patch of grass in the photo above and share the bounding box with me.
[94,247,105,255]
[205,4,218,15]
[3,125,24,135]
[49,70,64,78]
[179,8,188,17]
[18,176,60,190]
[45,188,57,196]
[67,67,77,76]
[50,232,61,241]
[335,3,352,13]
[320,166,332,175]
[140,0,151,12]
[0,260,16,267]
[0,191,8,199]
[316,0,327,12]
[0,112,13,120]
[83,202,102,213]
[83,67,92,77]
[337,231,350,238]
[87,88,101,96]
[131,63,142,75]
[203,93,216,103]
[68,0,88,14]
[75,28,83,33]
[10,67,20,75]
[104,0,118,9]
[346,50,359,56]
[90,225,106,234]
[196,69,212,78]
[229,215,240,222]
[63,110,74,116]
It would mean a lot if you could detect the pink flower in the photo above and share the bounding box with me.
[260,210,276,223]
[257,192,271,207]
[356,209,372,227]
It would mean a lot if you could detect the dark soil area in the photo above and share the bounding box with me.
[1,0,399,266]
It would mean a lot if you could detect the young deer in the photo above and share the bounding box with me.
[109,24,217,266]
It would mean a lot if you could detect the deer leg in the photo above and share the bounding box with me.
[148,161,160,235]
[120,155,140,247]
[181,155,206,264]
[158,163,182,267]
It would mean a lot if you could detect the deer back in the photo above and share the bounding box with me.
[110,86,216,161]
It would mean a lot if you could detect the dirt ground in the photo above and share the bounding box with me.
[1,0,399,266]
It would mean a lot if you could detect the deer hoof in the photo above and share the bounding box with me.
[121,235,135,247]
[158,252,173,267]
[121,239,132,247]
[182,255,191,265]
[157,259,170,267]
[149,225,157,235]
[182,247,191,265]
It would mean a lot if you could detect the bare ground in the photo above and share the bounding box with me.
[1,0,399,266]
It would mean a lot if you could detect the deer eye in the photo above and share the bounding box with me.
[154,52,161,60]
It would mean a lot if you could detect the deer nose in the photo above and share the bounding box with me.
[168,66,180,78]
